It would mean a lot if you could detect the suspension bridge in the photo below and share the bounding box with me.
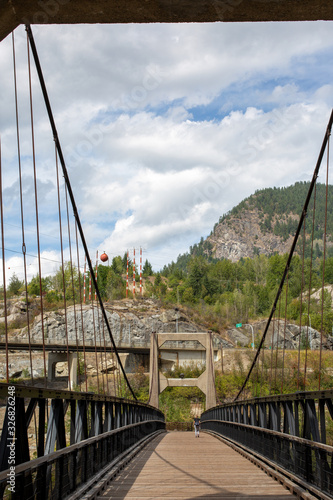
[1,9,333,500]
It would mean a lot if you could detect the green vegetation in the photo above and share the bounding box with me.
[159,387,203,422]
[124,363,205,423]
[8,274,24,295]
[14,182,333,339]
[14,252,154,307]
[156,251,333,337]
[6,181,333,423]
[216,350,333,401]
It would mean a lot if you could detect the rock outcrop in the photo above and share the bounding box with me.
[226,320,325,350]
[17,299,203,345]
[207,207,294,262]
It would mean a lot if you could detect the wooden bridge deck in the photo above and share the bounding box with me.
[98,432,295,499]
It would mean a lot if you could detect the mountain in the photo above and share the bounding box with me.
[191,182,333,263]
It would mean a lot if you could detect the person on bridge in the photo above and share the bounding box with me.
[193,418,200,438]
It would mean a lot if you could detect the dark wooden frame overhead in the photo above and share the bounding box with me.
[1,0,333,41]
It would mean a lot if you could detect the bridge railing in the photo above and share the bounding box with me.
[201,390,333,497]
[0,384,165,499]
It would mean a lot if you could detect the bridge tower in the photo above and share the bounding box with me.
[148,331,216,410]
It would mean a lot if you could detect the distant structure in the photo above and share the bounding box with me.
[149,331,217,410]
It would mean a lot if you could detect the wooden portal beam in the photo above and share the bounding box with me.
[1,0,333,42]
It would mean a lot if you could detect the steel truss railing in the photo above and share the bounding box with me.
[0,384,165,499]
[201,390,333,497]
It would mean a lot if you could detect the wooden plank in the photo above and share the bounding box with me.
[98,432,295,499]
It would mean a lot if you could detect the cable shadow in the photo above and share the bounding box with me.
[104,432,167,497]
[152,448,294,499]
[105,432,295,499]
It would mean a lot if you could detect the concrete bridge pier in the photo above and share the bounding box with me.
[48,351,78,389]
[149,331,216,410]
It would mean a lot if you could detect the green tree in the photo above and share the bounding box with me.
[28,275,52,296]
[111,256,123,275]
[187,256,208,298]
[105,268,126,300]
[266,254,287,290]
[154,273,162,286]
[182,286,195,303]
[8,274,23,295]
[122,252,131,271]
[142,259,153,276]
[53,262,80,301]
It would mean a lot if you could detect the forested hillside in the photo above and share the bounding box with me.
[157,181,333,335]
[182,182,333,263]
[227,182,333,240]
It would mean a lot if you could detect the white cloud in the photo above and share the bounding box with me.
[0,22,333,273]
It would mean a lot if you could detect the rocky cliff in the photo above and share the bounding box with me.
[0,298,213,379]
[206,206,294,262]
[225,320,330,351]
[196,182,333,262]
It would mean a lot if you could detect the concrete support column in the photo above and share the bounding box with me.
[69,352,78,389]
[115,403,121,429]
[47,351,78,390]
[205,331,216,410]
[148,332,159,408]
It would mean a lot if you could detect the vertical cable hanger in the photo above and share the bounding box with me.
[75,221,88,392]
[297,220,307,390]
[0,138,9,383]
[304,183,317,389]
[269,311,276,394]
[259,335,265,397]
[91,287,100,394]
[274,294,282,391]
[55,147,71,389]
[101,316,110,394]
[65,185,81,390]
[319,130,331,390]
[12,31,34,385]
[25,24,136,399]
[26,30,47,387]
[94,251,106,394]
[281,271,289,394]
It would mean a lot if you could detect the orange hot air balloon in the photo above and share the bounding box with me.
[100,252,108,263]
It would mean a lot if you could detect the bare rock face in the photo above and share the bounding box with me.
[19,300,202,345]
[226,320,325,350]
[0,298,28,324]
[207,208,294,262]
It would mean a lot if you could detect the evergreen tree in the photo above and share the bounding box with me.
[143,259,153,276]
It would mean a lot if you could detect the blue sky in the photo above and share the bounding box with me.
[0,21,333,281]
